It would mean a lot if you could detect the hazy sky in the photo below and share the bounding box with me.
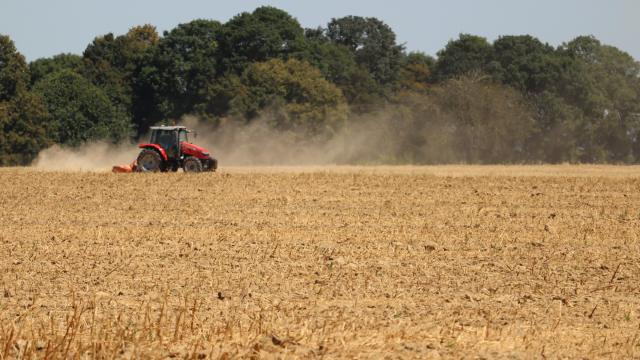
[1,0,638,61]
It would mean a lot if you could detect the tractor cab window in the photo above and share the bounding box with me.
[156,131,175,152]
[179,130,188,143]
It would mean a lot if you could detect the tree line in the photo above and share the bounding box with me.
[1,6,639,165]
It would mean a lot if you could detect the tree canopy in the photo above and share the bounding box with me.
[0,35,51,164]
[29,53,83,86]
[133,20,221,131]
[0,35,29,102]
[327,16,404,87]
[432,34,493,81]
[34,70,131,146]
[218,7,306,73]
[231,58,348,132]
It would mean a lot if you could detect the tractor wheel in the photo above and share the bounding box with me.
[136,149,163,172]
[203,157,218,172]
[183,157,203,173]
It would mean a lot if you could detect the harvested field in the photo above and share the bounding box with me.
[1,165,639,358]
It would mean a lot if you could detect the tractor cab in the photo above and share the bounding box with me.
[136,126,217,173]
[149,126,189,159]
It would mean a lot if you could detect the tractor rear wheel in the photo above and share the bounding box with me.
[136,149,163,172]
[183,157,203,173]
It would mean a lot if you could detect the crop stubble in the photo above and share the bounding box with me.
[0,166,639,358]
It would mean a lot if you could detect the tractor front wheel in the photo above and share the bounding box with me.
[183,157,203,173]
[136,149,163,172]
[203,157,217,172]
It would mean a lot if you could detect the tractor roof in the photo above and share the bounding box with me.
[149,125,188,131]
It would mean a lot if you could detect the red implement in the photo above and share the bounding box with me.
[112,160,137,173]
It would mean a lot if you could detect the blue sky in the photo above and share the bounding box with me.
[1,0,638,61]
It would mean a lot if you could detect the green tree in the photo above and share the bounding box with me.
[197,72,244,124]
[0,35,51,165]
[0,91,52,165]
[29,53,83,86]
[490,35,560,93]
[0,35,29,102]
[526,92,584,163]
[432,75,535,163]
[432,34,493,81]
[301,30,380,108]
[487,36,581,163]
[231,58,348,132]
[398,52,434,92]
[559,36,640,162]
[133,20,221,131]
[82,25,159,112]
[326,16,404,86]
[34,70,132,146]
[218,7,306,73]
[302,34,358,87]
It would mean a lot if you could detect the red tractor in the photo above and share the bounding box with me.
[134,125,217,173]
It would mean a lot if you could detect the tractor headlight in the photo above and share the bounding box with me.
[202,152,210,156]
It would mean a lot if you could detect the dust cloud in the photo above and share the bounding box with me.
[32,141,140,171]
[30,113,415,170]
[180,114,413,167]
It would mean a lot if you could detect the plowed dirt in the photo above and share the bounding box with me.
[1,166,639,358]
